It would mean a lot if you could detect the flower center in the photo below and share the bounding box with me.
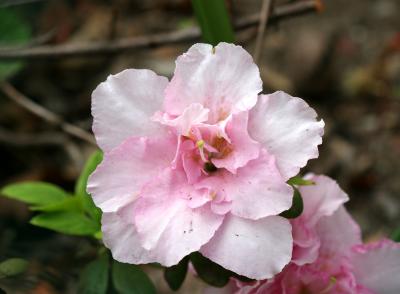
[183,128,233,174]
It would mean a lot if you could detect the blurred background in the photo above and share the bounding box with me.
[0,0,399,293]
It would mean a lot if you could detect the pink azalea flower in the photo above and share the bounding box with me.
[214,175,400,293]
[87,43,324,279]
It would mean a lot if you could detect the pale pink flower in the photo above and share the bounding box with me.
[87,43,324,279]
[215,175,400,293]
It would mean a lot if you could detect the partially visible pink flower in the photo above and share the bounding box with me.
[215,175,400,293]
[87,43,324,279]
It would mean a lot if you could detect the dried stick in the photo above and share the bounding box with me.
[0,0,320,60]
[0,82,96,145]
[253,0,272,63]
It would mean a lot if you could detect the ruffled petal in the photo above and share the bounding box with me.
[351,240,400,294]
[102,212,155,264]
[165,43,262,122]
[152,103,209,136]
[197,150,293,220]
[299,174,349,226]
[92,69,168,151]
[87,134,176,213]
[317,206,362,257]
[120,168,224,266]
[200,214,292,279]
[212,112,260,173]
[248,91,324,179]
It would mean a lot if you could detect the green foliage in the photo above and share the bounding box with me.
[287,176,315,186]
[280,188,304,219]
[191,0,235,45]
[30,196,81,212]
[0,8,31,80]
[190,252,231,287]
[75,151,103,223]
[79,253,109,294]
[164,256,189,291]
[30,211,99,236]
[112,261,156,294]
[0,151,103,237]
[0,258,28,279]
[1,182,67,206]
[391,227,400,242]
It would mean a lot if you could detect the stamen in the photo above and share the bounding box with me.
[320,277,337,294]
[196,140,208,162]
[196,140,205,148]
[209,191,217,200]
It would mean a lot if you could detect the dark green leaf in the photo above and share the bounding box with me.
[164,256,189,291]
[280,188,304,219]
[190,252,231,287]
[1,182,67,206]
[0,8,31,80]
[79,253,109,294]
[112,261,156,294]
[287,176,315,186]
[30,211,99,236]
[0,258,28,279]
[75,151,103,222]
[191,0,235,45]
[391,227,400,242]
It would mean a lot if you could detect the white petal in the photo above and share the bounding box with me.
[299,174,349,226]
[87,135,176,213]
[351,240,400,294]
[317,206,362,257]
[102,212,155,264]
[200,214,292,279]
[120,168,224,266]
[92,69,168,151]
[165,43,262,123]
[249,91,324,179]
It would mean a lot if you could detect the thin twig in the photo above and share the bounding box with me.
[0,82,96,145]
[0,126,86,170]
[0,0,320,60]
[0,0,47,8]
[0,30,56,51]
[253,0,272,63]
[0,127,65,146]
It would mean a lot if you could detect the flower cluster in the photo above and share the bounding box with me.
[87,43,324,279]
[209,175,400,294]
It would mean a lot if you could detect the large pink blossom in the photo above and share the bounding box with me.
[215,175,400,293]
[87,43,324,279]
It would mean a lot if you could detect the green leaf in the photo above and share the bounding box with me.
[94,231,103,240]
[75,151,103,197]
[287,176,315,186]
[280,188,304,219]
[0,8,31,80]
[75,151,103,222]
[112,261,156,294]
[1,182,67,206]
[31,196,81,212]
[30,211,99,236]
[79,253,109,294]
[0,258,28,279]
[391,227,400,242]
[164,256,189,291]
[191,0,235,45]
[190,252,231,287]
